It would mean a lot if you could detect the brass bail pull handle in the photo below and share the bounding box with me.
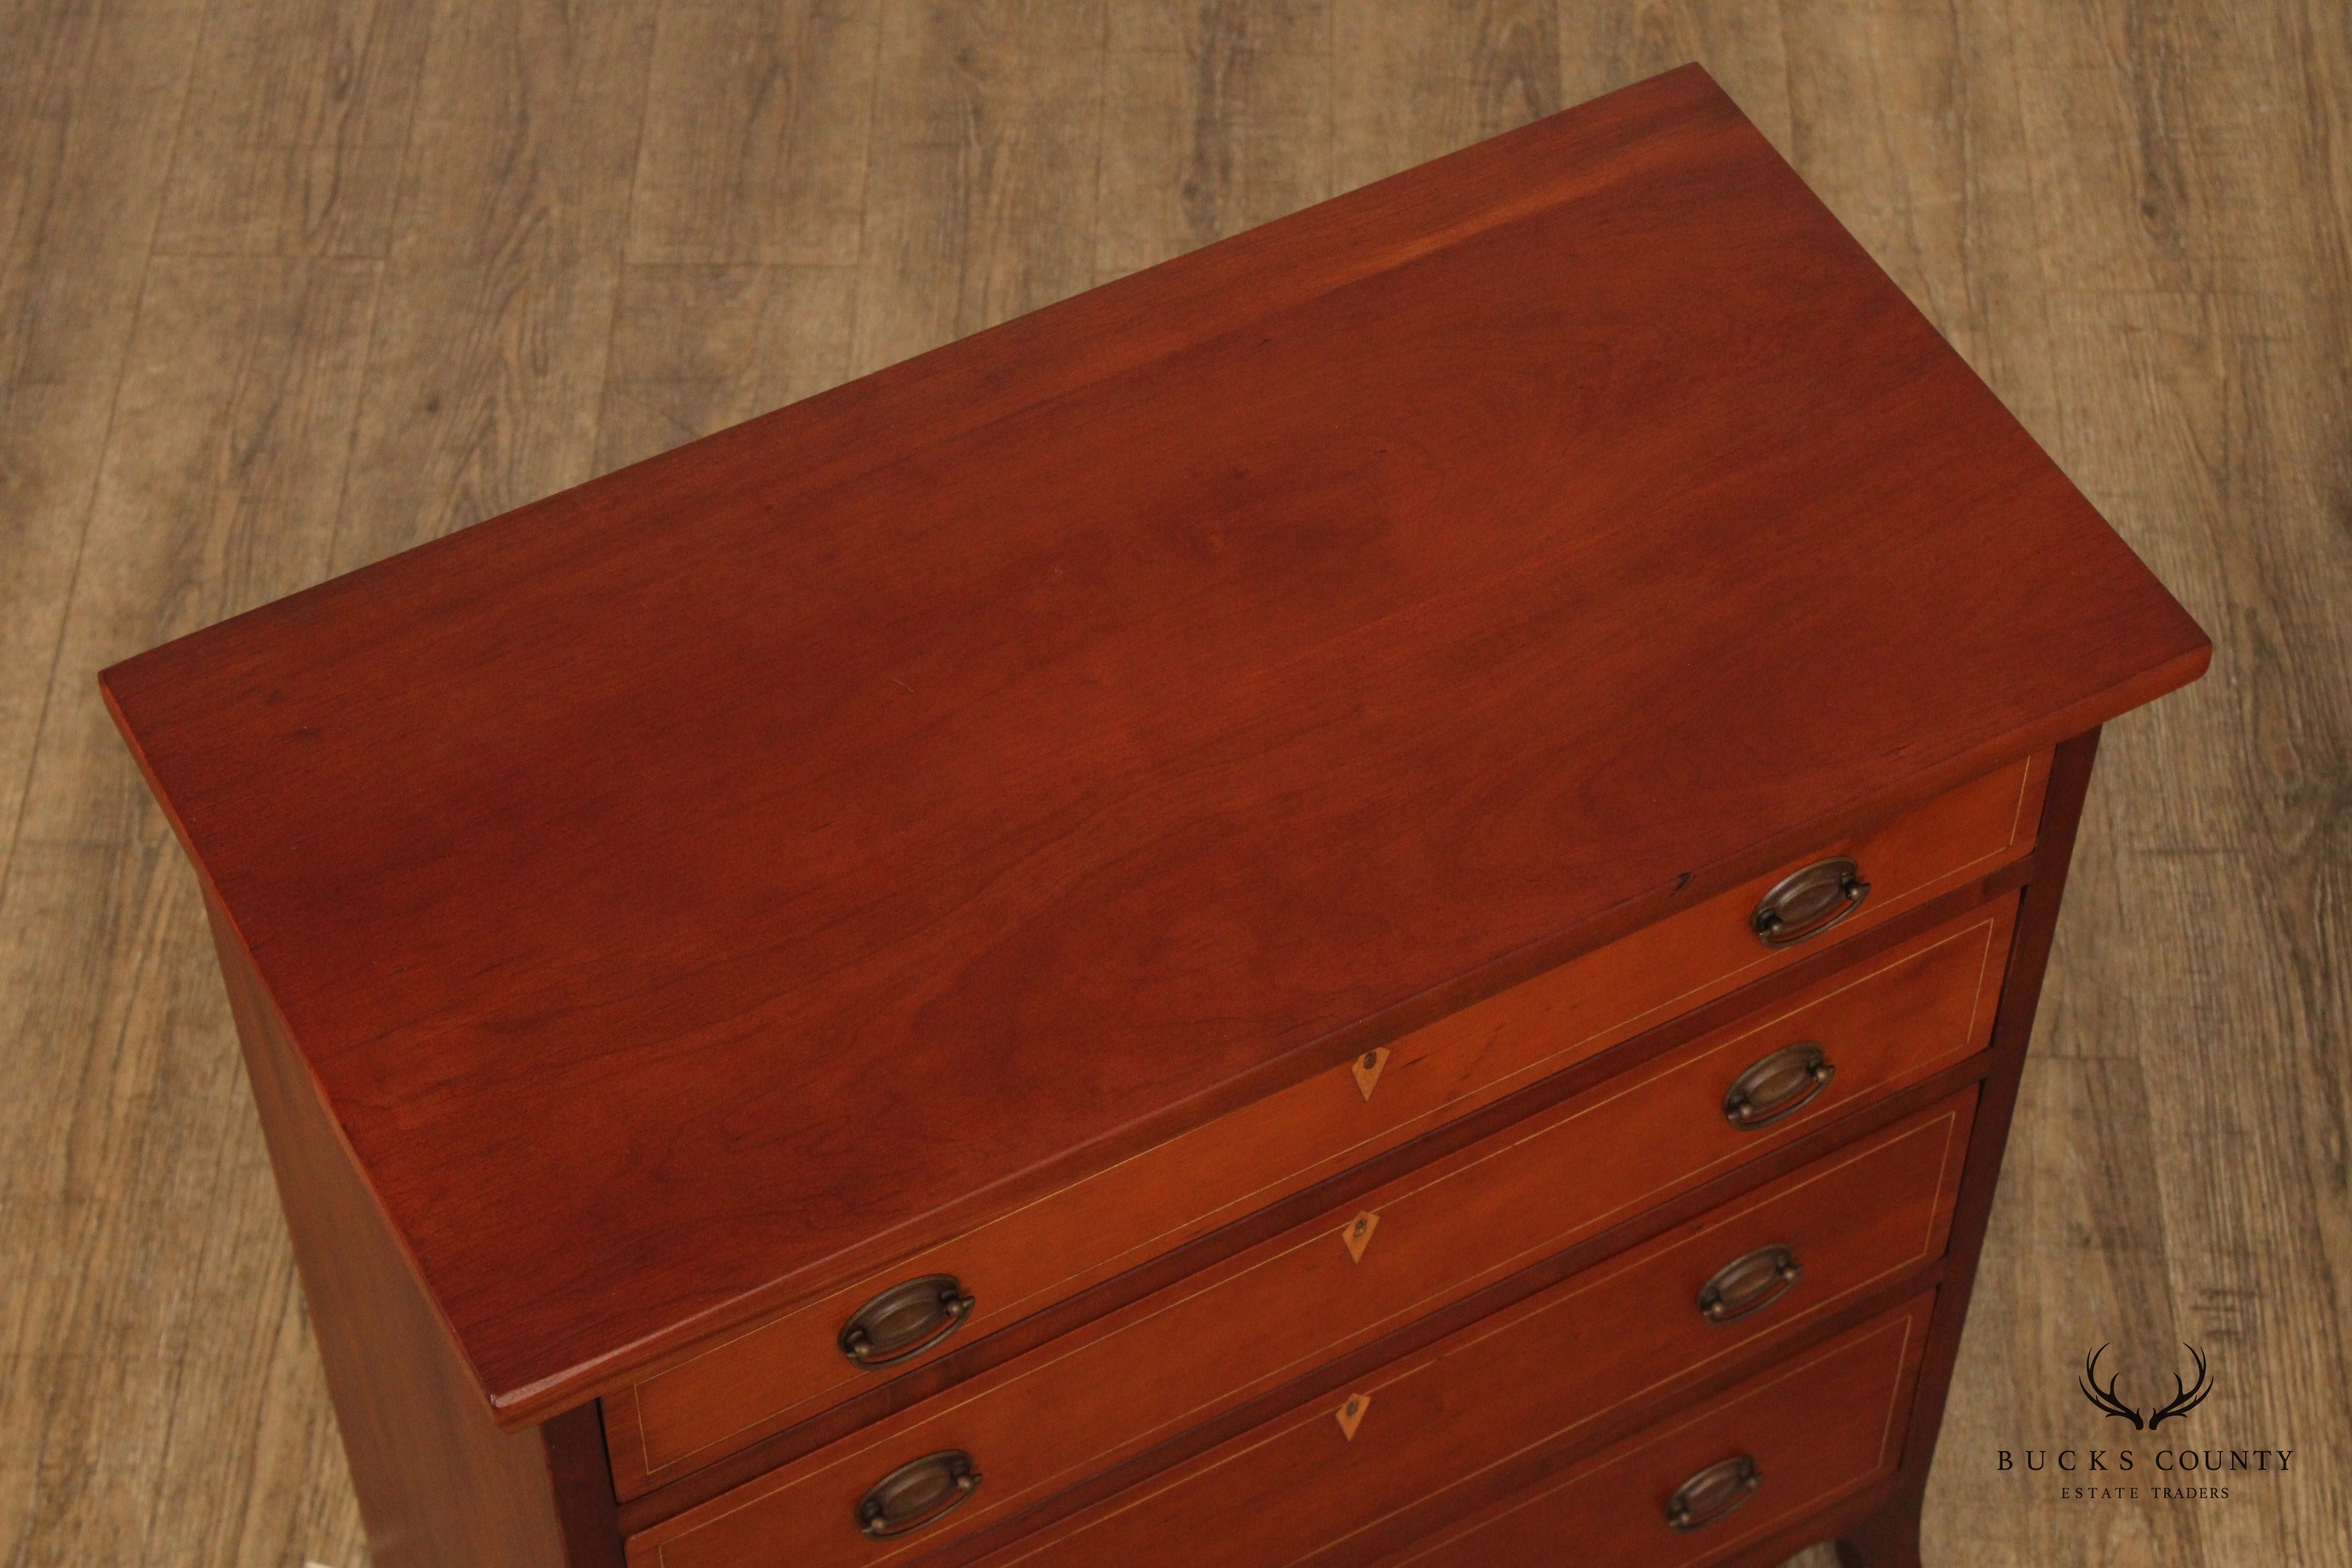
[1721,1041,1836,1130]
[1750,857,1870,947]
[856,1450,982,1538]
[1697,1244,1804,1322]
[838,1275,976,1367]
[1665,1454,1763,1532]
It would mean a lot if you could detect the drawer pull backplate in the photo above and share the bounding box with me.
[857,1449,982,1538]
[839,1275,975,1367]
[1751,857,1870,947]
[1665,1454,1764,1532]
[1697,1244,1804,1322]
[1722,1041,1837,1130]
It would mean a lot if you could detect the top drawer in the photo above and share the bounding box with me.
[602,753,2048,1495]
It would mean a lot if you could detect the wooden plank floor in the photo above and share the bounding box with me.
[1,4,2343,1565]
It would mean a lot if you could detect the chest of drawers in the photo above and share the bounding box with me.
[104,64,2206,1568]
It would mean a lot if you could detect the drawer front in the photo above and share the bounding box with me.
[1370,1296,1936,1568]
[625,899,2003,1568]
[963,1100,1969,1568]
[608,755,2044,1494]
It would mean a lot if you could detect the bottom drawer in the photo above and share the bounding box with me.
[968,1095,1970,1568]
[1374,1295,1933,1568]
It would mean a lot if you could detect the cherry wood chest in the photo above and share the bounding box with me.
[104,66,2207,1568]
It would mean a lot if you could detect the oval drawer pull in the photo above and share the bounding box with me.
[1665,1454,1763,1532]
[839,1275,975,1367]
[1697,1244,1803,1322]
[1750,857,1870,947]
[857,1449,982,1538]
[1721,1041,1835,1130]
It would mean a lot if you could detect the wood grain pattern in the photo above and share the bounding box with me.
[624,903,2007,1562]
[326,0,654,574]
[594,264,860,478]
[1097,2,1334,285]
[608,865,2036,1535]
[960,1096,1976,1568]
[603,765,2033,1497]
[1331,0,1562,193]
[0,0,207,895]
[205,891,607,1568]
[1935,1057,2200,1568]
[101,66,2203,1427]
[0,251,382,1568]
[625,0,878,269]
[851,0,1106,375]
[1373,1296,1938,1568]
[1824,729,2104,1568]
[149,0,431,259]
[635,1069,1983,1567]
[4,8,2340,1567]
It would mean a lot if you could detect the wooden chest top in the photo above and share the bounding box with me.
[101,66,2206,1423]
